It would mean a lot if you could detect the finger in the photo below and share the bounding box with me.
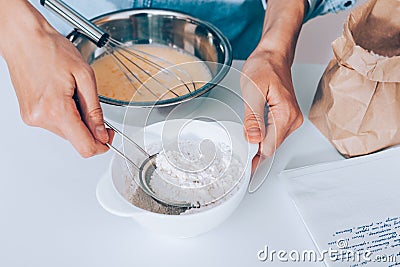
[73,65,109,144]
[29,117,66,139]
[259,111,281,158]
[42,126,66,140]
[251,153,263,175]
[241,74,267,144]
[106,128,115,145]
[18,97,67,139]
[61,99,109,158]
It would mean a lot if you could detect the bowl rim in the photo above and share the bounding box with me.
[68,8,233,107]
[108,149,250,217]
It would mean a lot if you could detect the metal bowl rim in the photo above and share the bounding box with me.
[68,7,233,107]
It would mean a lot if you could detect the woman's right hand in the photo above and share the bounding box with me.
[240,0,308,172]
[242,49,303,171]
[0,0,113,158]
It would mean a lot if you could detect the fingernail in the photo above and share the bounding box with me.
[247,127,261,140]
[95,125,107,140]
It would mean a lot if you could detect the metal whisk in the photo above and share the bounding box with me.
[40,0,196,100]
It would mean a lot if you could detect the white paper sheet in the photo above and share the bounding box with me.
[281,147,400,267]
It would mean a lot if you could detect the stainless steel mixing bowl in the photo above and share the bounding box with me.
[69,8,232,124]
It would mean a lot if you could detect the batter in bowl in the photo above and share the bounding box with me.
[91,44,213,102]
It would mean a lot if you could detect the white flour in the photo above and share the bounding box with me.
[124,139,245,215]
[150,139,244,207]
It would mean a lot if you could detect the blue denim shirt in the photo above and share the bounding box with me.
[306,0,358,21]
[30,0,357,59]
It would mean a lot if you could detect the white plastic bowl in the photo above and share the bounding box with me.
[96,120,257,238]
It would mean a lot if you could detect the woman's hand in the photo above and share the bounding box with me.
[242,50,303,171]
[241,0,308,171]
[0,0,113,158]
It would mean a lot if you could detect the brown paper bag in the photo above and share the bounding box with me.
[309,0,400,158]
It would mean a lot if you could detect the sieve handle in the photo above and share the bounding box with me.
[105,143,140,171]
[104,120,150,158]
[40,0,109,47]
[104,120,151,172]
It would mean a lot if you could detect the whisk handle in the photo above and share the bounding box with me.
[40,0,109,47]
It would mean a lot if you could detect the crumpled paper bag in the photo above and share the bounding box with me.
[309,0,400,158]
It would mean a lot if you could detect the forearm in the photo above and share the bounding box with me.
[256,0,308,65]
[0,0,54,58]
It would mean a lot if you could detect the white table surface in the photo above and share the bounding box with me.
[0,59,344,267]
